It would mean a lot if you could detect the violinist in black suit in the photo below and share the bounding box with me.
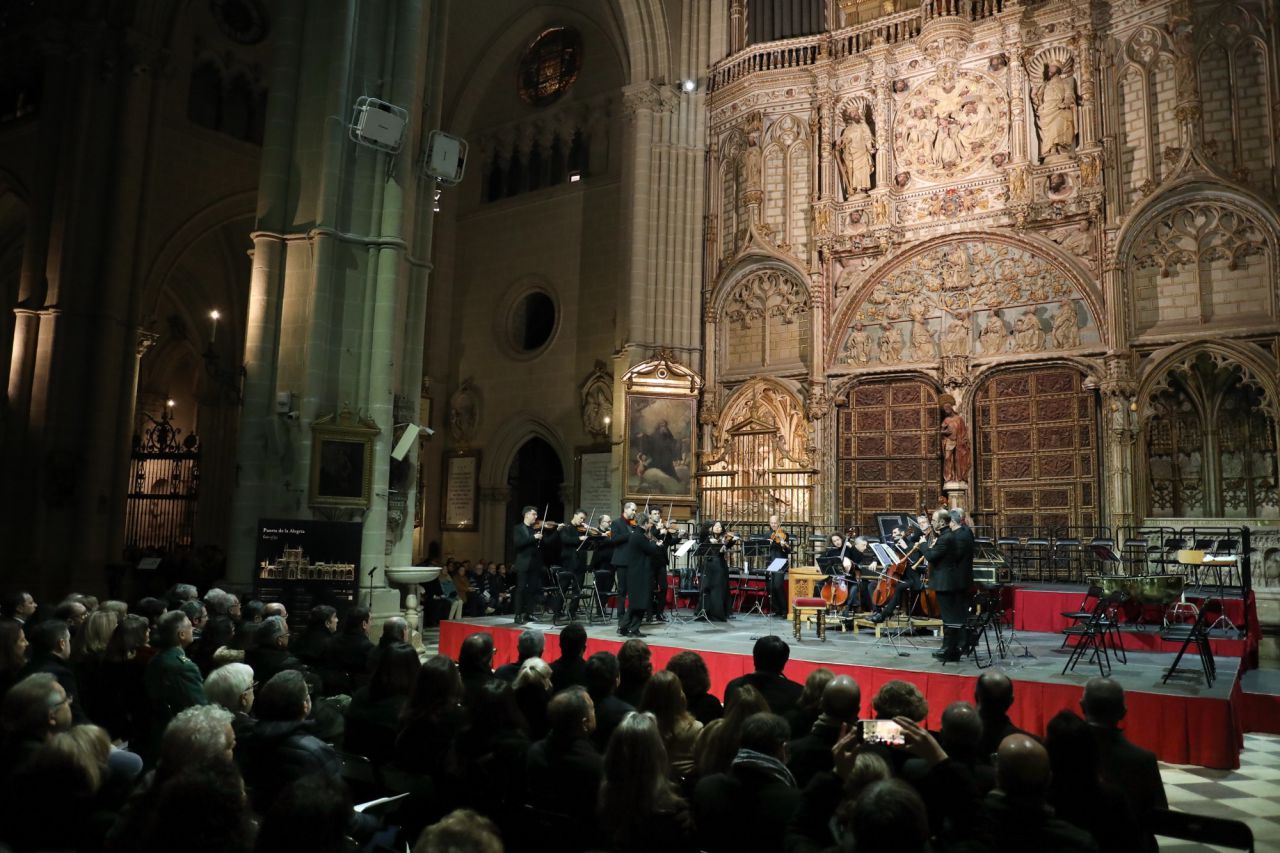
[645,508,676,623]
[766,515,792,618]
[920,508,974,662]
[558,510,591,618]
[512,506,546,625]
[615,511,661,637]
[610,504,639,629]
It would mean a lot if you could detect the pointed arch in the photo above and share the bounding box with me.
[478,414,572,492]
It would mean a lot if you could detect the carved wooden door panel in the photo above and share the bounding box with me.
[974,367,1099,535]
[837,380,941,535]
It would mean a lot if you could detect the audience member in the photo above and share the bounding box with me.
[245,615,305,685]
[585,650,632,751]
[616,638,653,707]
[693,682,771,778]
[665,650,723,725]
[134,597,167,628]
[850,779,932,853]
[452,679,531,831]
[395,654,466,779]
[693,712,801,852]
[0,591,38,626]
[366,615,409,675]
[240,669,341,811]
[599,711,697,852]
[253,773,355,853]
[457,631,496,708]
[324,606,375,692]
[495,628,543,682]
[513,656,553,739]
[787,666,835,737]
[0,673,73,769]
[0,619,28,697]
[203,661,257,748]
[525,687,602,850]
[165,583,200,611]
[143,610,208,751]
[980,733,1098,851]
[550,622,589,692]
[787,674,860,787]
[1081,676,1167,835]
[20,619,88,723]
[140,760,257,853]
[346,641,420,763]
[290,605,337,667]
[190,614,240,676]
[1046,709,1142,853]
[412,808,503,853]
[975,670,1030,759]
[723,636,802,716]
[639,669,703,780]
[3,722,119,850]
[98,614,152,741]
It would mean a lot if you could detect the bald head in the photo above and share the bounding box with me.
[995,734,1051,796]
[975,671,1014,716]
[820,676,862,722]
[939,701,982,754]
[1081,677,1125,726]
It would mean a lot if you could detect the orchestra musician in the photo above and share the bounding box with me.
[590,513,618,601]
[701,521,734,622]
[616,511,662,637]
[645,508,677,623]
[766,515,792,618]
[840,537,878,622]
[921,508,975,662]
[557,510,590,619]
[609,504,638,630]
[817,533,854,599]
[869,516,931,624]
[511,506,546,625]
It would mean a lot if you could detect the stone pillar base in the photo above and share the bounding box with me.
[943,482,969,513]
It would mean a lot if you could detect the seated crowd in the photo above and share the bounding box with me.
[0,585,1167,852]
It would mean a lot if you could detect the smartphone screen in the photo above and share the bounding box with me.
[859,719,905,746]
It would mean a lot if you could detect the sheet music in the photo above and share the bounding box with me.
[675,539,697,558]
[766,558,788,574]
[869,543,900,567]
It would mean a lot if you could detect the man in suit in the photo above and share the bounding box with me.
[550,622,589,692]
[921,508,974,662]
[724,635,804,716]
[609,504,637,629]
[0,591,37,626]
[512,505,545,624]
[615,513,661,637]
[495,628,544,682]
[1081,676,1167,834]
[645,507,676,623]
[19,620,87,724]
[975,671,1031,759]
[558,510,590,619]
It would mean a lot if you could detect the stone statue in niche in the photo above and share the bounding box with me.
[739,124,763,198]
[837,108,876,197]
[941,307,972,357]
[1050,299,1080,349]
[582,384,612,438]
[1031,59,1078,159]
[448,378,481,444]
[878,322,903,365]
[940,394,971,484]
[1012,308,1046,352]
[978,309,1008,355]
[908,303,937,362]
[846,321,873,365]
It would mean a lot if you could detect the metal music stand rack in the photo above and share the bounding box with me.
[739,537,773,618]
[676,542,721,628]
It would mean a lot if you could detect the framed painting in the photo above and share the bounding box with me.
[309,409,380,509]
[624,393,696,501]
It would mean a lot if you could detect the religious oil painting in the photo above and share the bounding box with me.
[624,393,695,500]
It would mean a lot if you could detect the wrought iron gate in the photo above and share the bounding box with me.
[124,415,200,555]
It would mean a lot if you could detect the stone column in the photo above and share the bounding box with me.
[1003,22,1029,165]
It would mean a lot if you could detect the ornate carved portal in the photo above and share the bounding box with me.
[837,380,941,534]
[1144,353,1280,519]
[974,367,1099,535]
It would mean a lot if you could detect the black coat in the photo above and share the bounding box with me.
[557,525,587,575]
[693,762,801,853]
[240,718,342,811]
[922,524,974,592]
[20,652,87,725]
[1091,726,1168,818]
[549,655,588,693]
[608,518,633,566]
[723,670,804,717]
[786,717,843,788]
[512,523,543,575]
[525,736,603,847]
[245,644,306,686]
[591,693,634,752]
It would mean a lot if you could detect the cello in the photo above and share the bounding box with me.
[821,533,853,608]
[909,525,941,618]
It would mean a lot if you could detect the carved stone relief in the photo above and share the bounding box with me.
[1029,49,1079,160]
[579,362,613,439]
[448,378,481,445]
[838,240,1099,364]
[1129,203,1267,278]
[726,269,811,329]
[892,68,1010,183]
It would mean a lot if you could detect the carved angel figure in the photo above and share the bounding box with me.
[846,322,873,365]
[1031,60,1078,158]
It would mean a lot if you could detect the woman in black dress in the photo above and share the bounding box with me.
[700,521,734,622]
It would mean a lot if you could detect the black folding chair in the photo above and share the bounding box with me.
[1150,808,1254,851]
[1162,602,1217,687]
[1062,591,1126,676]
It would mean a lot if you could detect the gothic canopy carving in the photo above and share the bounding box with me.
[1128,202,1268,277]
[705,380,812,470]
[723,268,811,329]
[833,237,1102,369]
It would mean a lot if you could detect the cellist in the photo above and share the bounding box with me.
[817,533,853,604]
[870,515,931,624]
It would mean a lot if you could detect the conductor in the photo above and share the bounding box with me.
[920,508,974,662]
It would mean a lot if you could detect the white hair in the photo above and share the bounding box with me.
[204,663,254,711]
[514,656,552,690]
[160,704,235,768]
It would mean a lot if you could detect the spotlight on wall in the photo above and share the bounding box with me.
[166,398,176,409]
[568,171,582,183]
[680,78,697,94]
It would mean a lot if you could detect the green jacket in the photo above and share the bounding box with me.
[144,645,208,723]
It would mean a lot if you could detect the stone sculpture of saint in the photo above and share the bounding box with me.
[940,394,971,485]
[847,322,873,365]
[1013,308,1046,353]
[941,308,972,357]
[1032,61,1078,157]
[908,305,937,362]
[1050,300,1080,349]
[978,309,1007,355]
[837,112,876,197]
[878,322,903,365]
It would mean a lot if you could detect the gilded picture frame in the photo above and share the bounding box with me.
[309,409,380,509]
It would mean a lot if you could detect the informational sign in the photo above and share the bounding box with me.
[253,519,361,624]
[442,452,479,531]
[578,451,614,515]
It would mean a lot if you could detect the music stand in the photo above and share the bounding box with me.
[678,542,723,628]
[739,537,773,617]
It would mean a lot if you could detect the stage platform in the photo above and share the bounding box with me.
[439,609,1249,770]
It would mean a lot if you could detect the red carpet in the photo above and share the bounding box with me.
[438,620,1246,770]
